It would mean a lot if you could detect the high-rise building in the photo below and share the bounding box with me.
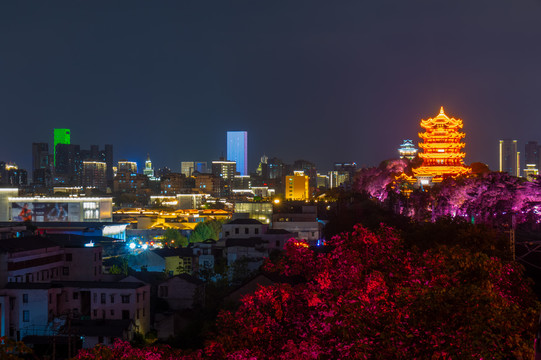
[32,143,51,186]
[285,171,310,201]
[256,155,268,178]
[499,139,520,177]
[118,160,138,174]
[181,161,207,177]
[267,157,284,180]
[144,154,154,178]
[316,173,329,189]
[181,162,194,177]
[82,161,107,191]
[55,143,81,185]
[0,163,27,187]
[334,162,358,183]
[195,162,208,174]
[525,141,539,169]
[53,129,70,166]
[328,171,350,189]
[227,131,248,176]
[412,107,471,184]
[103,144,114,182]
[212,160,237,180]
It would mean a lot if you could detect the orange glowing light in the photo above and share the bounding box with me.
[412,107,471,182]
[291,240,309,248]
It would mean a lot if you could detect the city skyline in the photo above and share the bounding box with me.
[2,2,541,172]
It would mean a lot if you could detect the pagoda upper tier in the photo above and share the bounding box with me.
[412,107,471,180]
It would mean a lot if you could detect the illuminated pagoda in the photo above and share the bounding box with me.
[412,107,471,184]
[398,140,418,160]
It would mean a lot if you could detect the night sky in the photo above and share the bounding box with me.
[1,1,540,173]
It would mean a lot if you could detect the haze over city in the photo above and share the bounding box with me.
[1,1,541,172]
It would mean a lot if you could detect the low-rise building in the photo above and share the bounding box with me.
[157,274,204,310]
[222,218,267,239]
[271,205,321,243]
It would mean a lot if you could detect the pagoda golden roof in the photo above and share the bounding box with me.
[419,106,464,130]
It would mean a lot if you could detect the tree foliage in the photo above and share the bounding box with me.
[74,339,193,360]
[189,220,223,243]
[0,337,34,360]
[205,225,538,359]
[164,228,189,247]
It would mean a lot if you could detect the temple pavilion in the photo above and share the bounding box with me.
[412,107,471,184]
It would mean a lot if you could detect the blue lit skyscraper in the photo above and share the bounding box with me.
[227,131,248,176]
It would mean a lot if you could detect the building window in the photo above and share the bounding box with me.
[73,292,79,300]
[110,294,115,303]
[245,228,249,234]
[255,228,259,235]
[93,310,97,317]
[110,309,115,316]
[63,267,69,276]
[121,295,130,304]
[137,309,140,319]
[122,310,130,320]
[23,310,29,322]
[101,293,106,304]
[235,228,239,234]
[22,294,28,303]
[66,253,73,262]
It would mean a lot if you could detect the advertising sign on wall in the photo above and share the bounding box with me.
[11,202,34,222]
[12,202,81,222]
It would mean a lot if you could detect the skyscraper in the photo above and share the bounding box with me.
[82,161,107,191]
[53,128,70,166]
[227,131,248,176]
[525,141,539,168]
[499,139,520,177]
[55,143,81,185]
[144,153,154,177]
[211,159,237,180]
[32,143,50,185]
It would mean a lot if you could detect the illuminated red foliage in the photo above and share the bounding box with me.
[208,225,538,359]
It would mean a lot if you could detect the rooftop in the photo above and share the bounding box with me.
[226,218,263,225]
[0,235,59,253]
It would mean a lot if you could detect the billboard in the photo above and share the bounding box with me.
[11,202,80,222]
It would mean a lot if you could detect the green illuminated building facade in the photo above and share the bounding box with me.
[53,128,70,165]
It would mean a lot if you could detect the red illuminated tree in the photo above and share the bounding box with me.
[205,225,538,359]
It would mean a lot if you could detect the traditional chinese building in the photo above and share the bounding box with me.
[398,140,418,160]
[412,107,471,184]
